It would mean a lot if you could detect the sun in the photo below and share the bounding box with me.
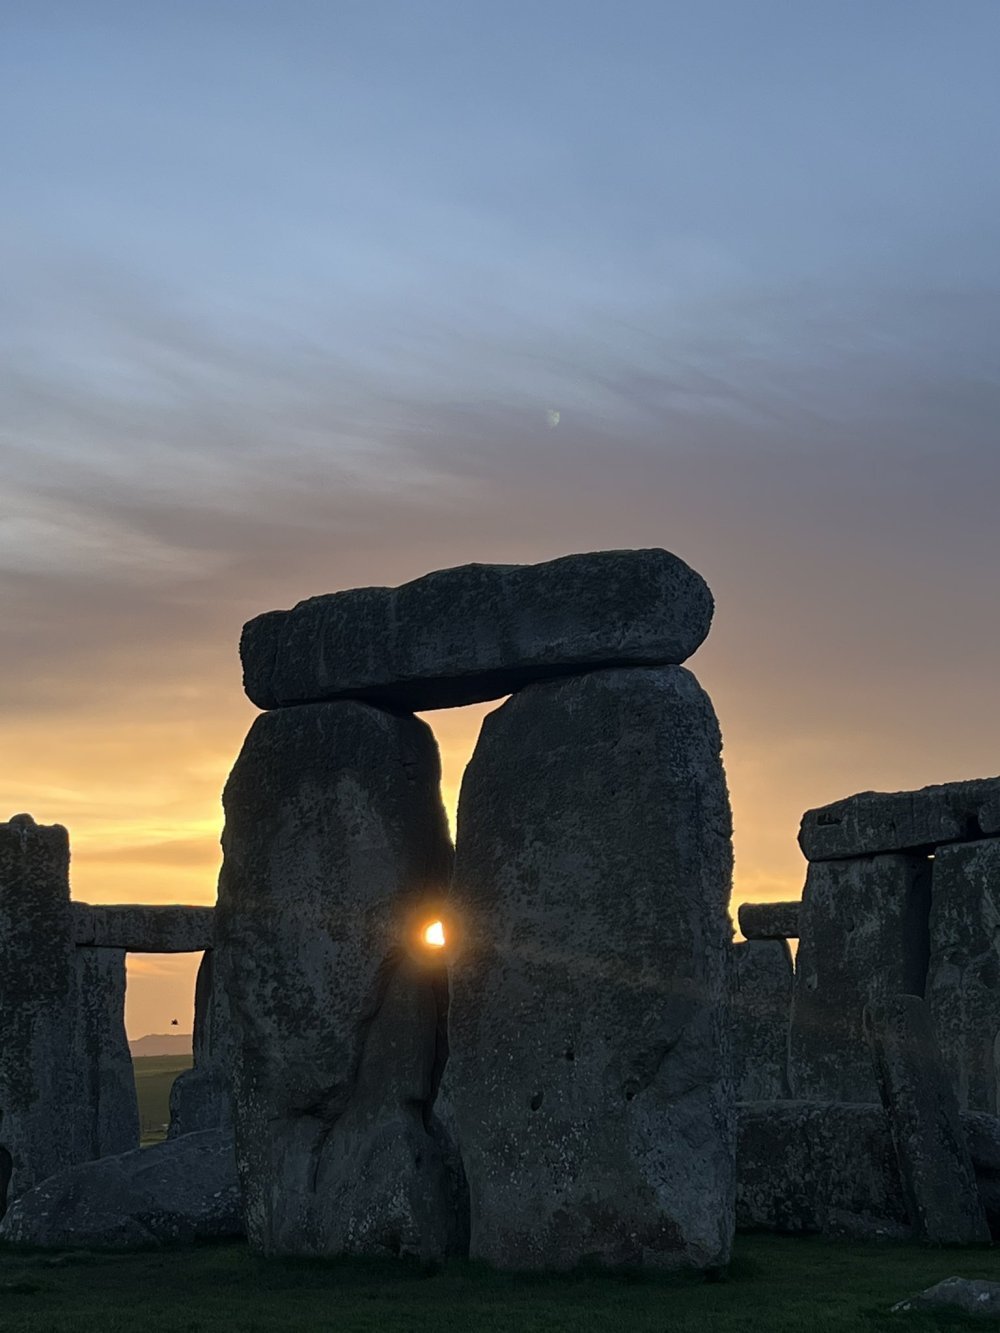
[422,919,446,949]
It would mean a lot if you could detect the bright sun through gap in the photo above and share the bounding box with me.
[422,919,446,949]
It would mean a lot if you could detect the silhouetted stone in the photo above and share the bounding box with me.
[241,548,714,711]
[168,951,232,1138]
[74,948,139,1157]
[0,815,83,1199]
[788,854,931,1102]
[892,1278,1000,1318]
[447,666,734,1271]
[71,903,214,952]
[799,777,1000,862]
[737,901,800,940]
[863,993,990,1244]
[733,940,792,1100]
[214,702,462,1259]
[927,839,1000,1114]
[0,1129,241,1248]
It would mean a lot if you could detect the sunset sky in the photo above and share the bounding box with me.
[3,2,999,1038]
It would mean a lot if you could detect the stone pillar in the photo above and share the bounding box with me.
[74,947,139,1157]
[927,839,1000,1114]
[168,951,233,1138]
[789,853,931,1102]
[447,666,735,1271]
[0,815,82,1201]
[214,702,461,1259]
[733,939,792,1100]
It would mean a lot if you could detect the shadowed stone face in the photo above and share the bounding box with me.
[447,666,734,1271]
[168,951,233,1139]
[732,940,792,1100]
[214,702,462,1259]
[74,948,139,1158]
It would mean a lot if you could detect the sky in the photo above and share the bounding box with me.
[2,1,999,1038]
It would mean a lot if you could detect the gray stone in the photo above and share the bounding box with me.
[0,1129,242,1248]
[737,901,800,940]
[892,1278,1000,1317]
[241,548,714,712]
[864,993,990,1243]
[732,940,792,1100]
[168,951,232,1138]
[74,948,139,1158]
[965,1111,1000,1237]
[214,702,462,1259]
[799,776,1000,862]
[927,839,1000,1114]
[0,815,83,1201]
[788,854,931,1102]
[447,666,735,1271]
[736,1101,909,1239]
[71,903,214,952]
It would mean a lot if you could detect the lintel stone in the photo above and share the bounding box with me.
[737,901,800,940]
[71,904,214,953]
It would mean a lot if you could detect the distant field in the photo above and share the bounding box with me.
[1,1236,999,1331]
[132,1054,192,1144]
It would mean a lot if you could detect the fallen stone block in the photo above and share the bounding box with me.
[864,993,990,1244]
[892,1278,1000,1317]
[0,1129,242,1248]
[737,901,800,940]
[799,777,1000,862]
[240,548,714,711]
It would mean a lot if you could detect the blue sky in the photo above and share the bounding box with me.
[2,1,1000,1030]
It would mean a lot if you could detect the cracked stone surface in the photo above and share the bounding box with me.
[447,666,735,1270]
[214,702,463,1258]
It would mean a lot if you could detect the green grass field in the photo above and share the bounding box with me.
[132,1054,192,1144]
[0,1236,998,1331]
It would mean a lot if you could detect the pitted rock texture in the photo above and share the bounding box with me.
[447,666,735,1271]
[214,702,462,1258]
[927,839,1000,1114]
[737,901,800,940]
[72,902,214,952]
[0,1129,241,1248]
[732,940,792,1100]
[169,951,233,1138]
[241,548,713,712]
[789,854,931,1102]
[864,994,989,1244]
[799,776,1000,862]
[74,948,139,1157]
[0,815,83,1201]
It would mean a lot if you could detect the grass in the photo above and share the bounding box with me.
[1,1236,999,1331]
[132,1054,192,1145]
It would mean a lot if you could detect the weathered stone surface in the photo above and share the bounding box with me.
[74,948,139,1158]
[447,666,735,1271]
[241,548,714,712]
[71,903,214,952]
[788,854,931,1102]
[799,776,1000,862]
[0,1129,242,1248]
[737,1102,1000,1239]
[737,901,800,940]
[864,994,990,1243]
[214,702,462,1258]
[927,839,1000,1114]
[168,951,233,1139]
[0,815,83,1201]
[736,1101,909,1239]
[892,1278,1000,1317]
[732,940,792,1100]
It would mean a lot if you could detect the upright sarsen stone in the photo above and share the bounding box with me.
[927,839,1000,1114]
[789,853,931,1102]
[168,952,233,1139]
[214,703,461,1258]
[732,940,792,1100]
[448,666,734,1271]
[74,948,139,1158]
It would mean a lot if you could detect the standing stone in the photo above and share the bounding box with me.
[240,548,714,712]
[863,994,990,1244]
[789,853,931,1102]
[448,666,735,1271]
[214,702,461,1258]
[927,839,1000,1114]
[0,815,83,1201]
[74,948,139,1158]
[732,940,792,1100]
[168,951,233,1138]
